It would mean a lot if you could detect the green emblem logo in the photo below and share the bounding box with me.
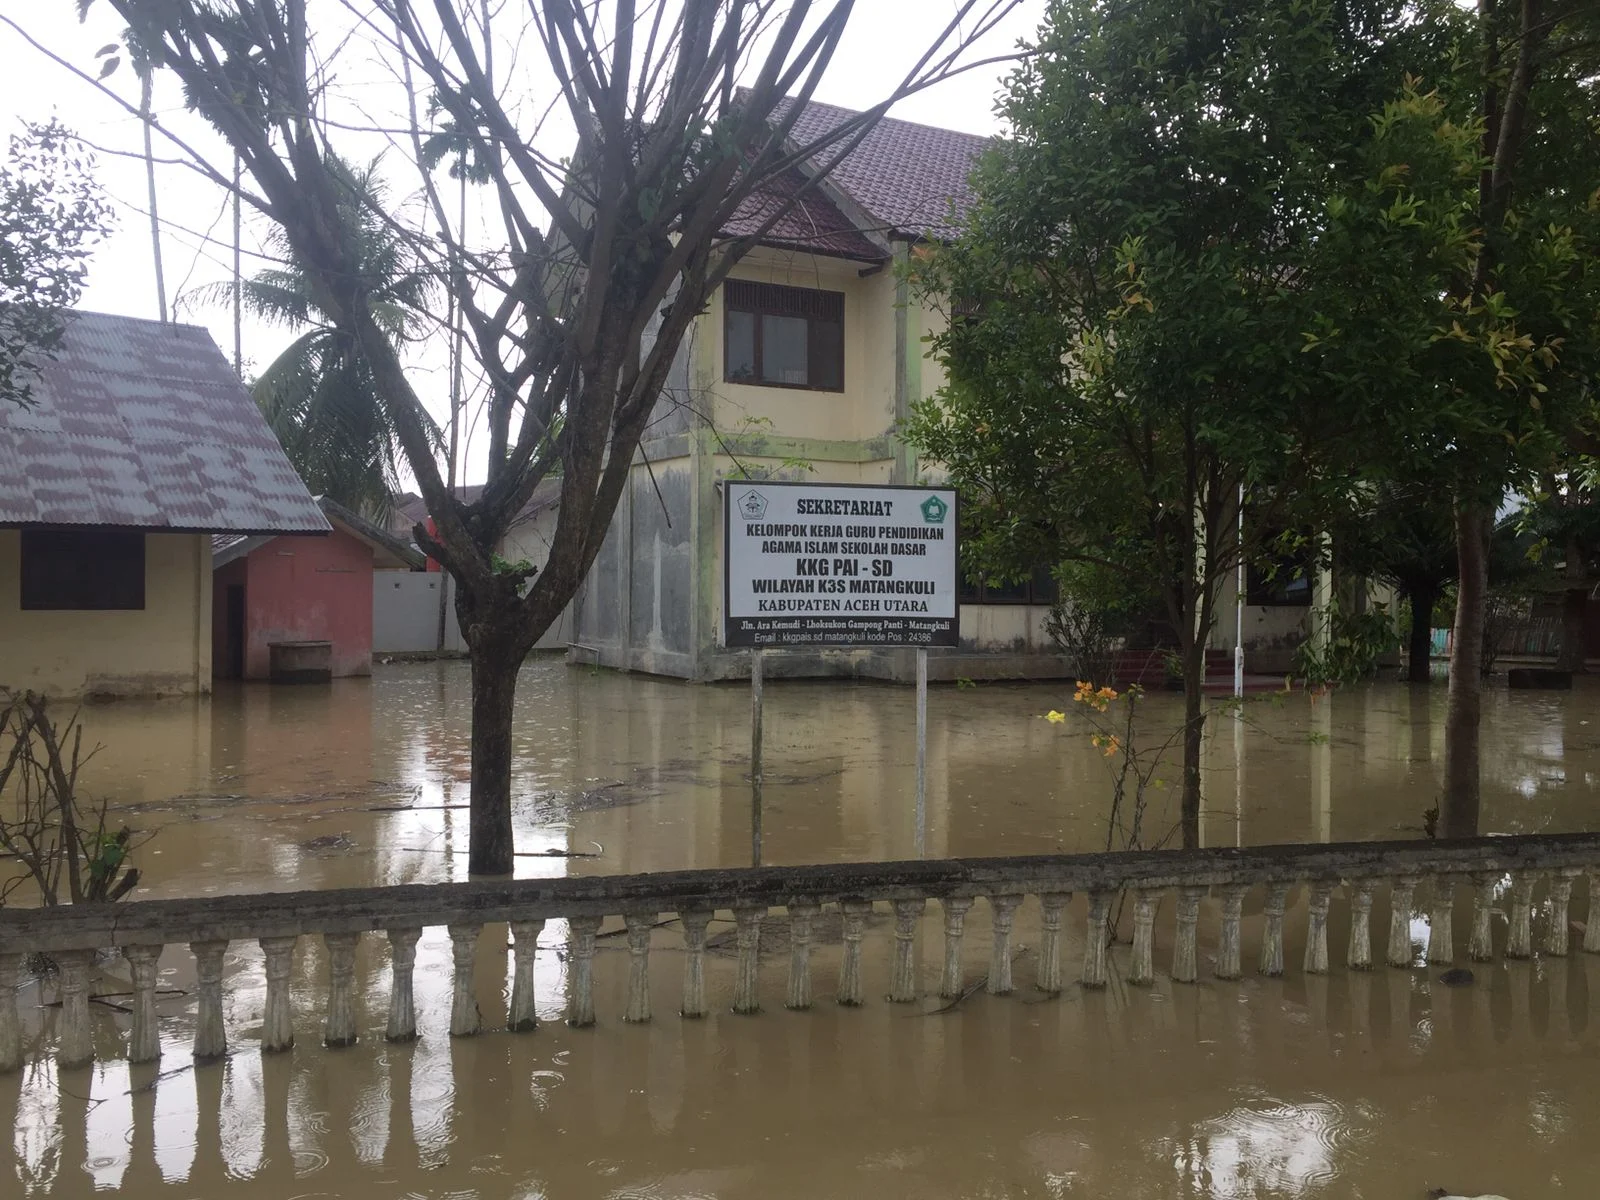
[920,494,949,524]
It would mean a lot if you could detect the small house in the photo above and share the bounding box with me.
[213,496,423,680]
[0,312,327,697]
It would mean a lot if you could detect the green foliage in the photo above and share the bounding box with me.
[1045,561,1158,685]
[1293,601,1401,687]
[190,157,440,516]
[0,121,113,409]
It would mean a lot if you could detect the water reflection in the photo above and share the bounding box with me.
[9,663,1600,1197]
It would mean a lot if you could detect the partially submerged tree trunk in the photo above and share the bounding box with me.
[1404,580,1438,683]
[1443,502,1492,837]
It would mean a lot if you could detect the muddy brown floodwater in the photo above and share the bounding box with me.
[5,659,1600,1197]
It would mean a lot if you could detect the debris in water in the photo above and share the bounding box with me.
[299,833,356,854]
[1438,967,1475,987]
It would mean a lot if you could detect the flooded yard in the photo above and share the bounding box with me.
[5,659,1600,1197]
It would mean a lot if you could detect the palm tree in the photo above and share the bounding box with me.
[195,157,439,516]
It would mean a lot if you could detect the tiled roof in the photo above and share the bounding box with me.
[772,97,991,242]
[722,165,885,261]
[0,311,329,534]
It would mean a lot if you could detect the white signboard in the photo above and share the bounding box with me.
[723,481,959,649]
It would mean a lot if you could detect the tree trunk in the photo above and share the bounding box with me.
[1556,541,1588,672]
[1443,503,1491,838]
[1180,636,1205,850]
[1405,581,1437,683]
[467,634,519,875]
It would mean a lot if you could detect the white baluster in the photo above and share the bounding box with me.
[1467,874,1497,963]
[324,932,360,1046]
[837,899,872,1007]
[567,915,602,1027]
[940,898,974,998]
[1387,875,1421,968]
[1546,868,1581,956]
[889,899,925,1003]
[623,912,656,1023]
[1038,892,1071,994]
[679,911,712,1018]
[1259,883,1289,978]
[1347,880,1375,970]
[1128,889,1159,986]
[987,894,1022,995]
[385,928,421,1042]
[786,900,820,1010]
[56,949,96,1069]
[509,919,545,1032]
[1081,890,1112,988]
[1585,869,1600,955]
[1216,884,1248,981]
[732,904,765,1014]
[1172,886,1205,984]
[258,936,296,1053]
[1506,874,1537,960]
[190,940,228,1061]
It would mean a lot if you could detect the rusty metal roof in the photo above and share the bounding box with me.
[0,311,329,534]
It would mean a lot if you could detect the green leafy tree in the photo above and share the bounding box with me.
[192,158,438,516]
[909,0,1476,847]
[0,121,113,409]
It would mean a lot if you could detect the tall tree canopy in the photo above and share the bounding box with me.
[908,0,1479,846]
[86,0,1018,872]
[0,121,113,409]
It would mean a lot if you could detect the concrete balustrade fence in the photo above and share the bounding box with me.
[4,832,1600,1075]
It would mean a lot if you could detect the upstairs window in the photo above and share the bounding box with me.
[724,280,844,391]
[20,529,146,611]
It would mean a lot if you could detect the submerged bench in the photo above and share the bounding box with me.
[4,831,1600,1072]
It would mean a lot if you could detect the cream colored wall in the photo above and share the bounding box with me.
[709,251,892,444]
[0,530,211,697]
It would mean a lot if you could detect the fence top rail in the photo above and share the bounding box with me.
[5,832,1600,952]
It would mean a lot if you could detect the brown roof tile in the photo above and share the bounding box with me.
[0,311,328,534]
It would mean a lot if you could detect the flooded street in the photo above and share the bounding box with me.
[6,660,1600,1197]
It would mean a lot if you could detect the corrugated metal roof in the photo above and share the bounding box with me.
[772,97,991,242]
[0,311,330,534]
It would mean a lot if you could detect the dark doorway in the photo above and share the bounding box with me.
[224,585,246,679]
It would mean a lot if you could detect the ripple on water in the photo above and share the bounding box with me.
[1163,1092,1374,1198]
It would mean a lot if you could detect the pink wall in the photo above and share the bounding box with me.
[230,528,376,679]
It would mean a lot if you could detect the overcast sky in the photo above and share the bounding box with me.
[0,1,1046,486]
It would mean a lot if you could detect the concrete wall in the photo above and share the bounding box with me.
[373,571,465,654]
[232,529,376,678]
[0,530,211,697]
[570,243,1065,681]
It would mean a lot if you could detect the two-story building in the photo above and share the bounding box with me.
[568,99,1060,682]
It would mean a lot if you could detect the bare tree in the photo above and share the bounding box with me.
[87,0,1018,872]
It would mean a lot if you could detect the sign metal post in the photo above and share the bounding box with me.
[724,481,958,861]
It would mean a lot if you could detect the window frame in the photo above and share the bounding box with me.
[723,279,845,393]
[957,566,1058,606]
[19,528,147,612]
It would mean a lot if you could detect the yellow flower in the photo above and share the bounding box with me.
[1045,710,1067,724]
[1095,685,1119,702]
[1101,734,1122,757]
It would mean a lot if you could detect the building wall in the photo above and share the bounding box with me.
[237,529,375,679]
[499,504,575,653]
[373,570,465,654]
[0,530,212,696]
[570,242,1067,681]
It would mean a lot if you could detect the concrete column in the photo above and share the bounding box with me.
[567,915,603,1027]
[732,904,765,1014]
[1506,873,1537,959]
[190,939,228,1061]
[1426,878,1456,966]
[1305,882,1333,975]
[1347,881,1375,970]
[1216,884,1248,980]
[678,910,712,1018]
[508,919,545,1032]
[56,949,96,1069]
[1467,874,1497,962]
[258,936,296,1053]
[125,944,164,1064]
[987,894,1022,995]
[324,932,360,1046]
[447,924,481,1037]
[1388,875,1421,967]
[940,897,974,999]
[1037,892,1070,993]
[1546,868,1581,956]
[837,899,872,1007]
[889,899,925,1003]
[1128,889,1160,986]
[1081,890,1112,988]
[785,901,820,1010]
[384,927,422,1042]
[1259,883,1289,977]
[623,912,656,1023]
